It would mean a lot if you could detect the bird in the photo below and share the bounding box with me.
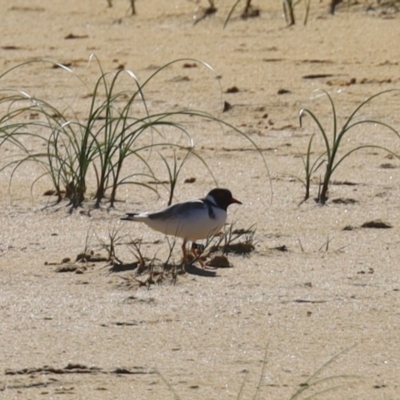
[121,188,242,265]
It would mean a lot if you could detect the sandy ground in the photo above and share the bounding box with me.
[1,0,400,399]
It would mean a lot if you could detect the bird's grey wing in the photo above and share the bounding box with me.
[148,200,205,221]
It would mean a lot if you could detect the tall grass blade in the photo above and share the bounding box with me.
[224,0,242,28]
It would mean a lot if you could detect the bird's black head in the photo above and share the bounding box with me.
[207,188,242,211]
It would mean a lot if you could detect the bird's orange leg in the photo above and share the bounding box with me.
[191,245,206,268]
[182,241,215,270]
[190,243,216,270]
[181,239,188,262]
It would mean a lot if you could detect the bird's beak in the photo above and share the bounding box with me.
[231,197,242,205]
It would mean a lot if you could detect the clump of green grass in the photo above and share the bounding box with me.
[0,59,198,209]
[299,89,400,204]
[0,57,267,210]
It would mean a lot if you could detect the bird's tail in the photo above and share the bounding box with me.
[120,213,141,221]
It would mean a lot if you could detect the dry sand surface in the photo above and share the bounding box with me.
[1,0,400,399]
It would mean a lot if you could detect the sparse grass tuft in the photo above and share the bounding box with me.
[155,344,359,399]
[299,89,400,204]
[186,223,256,263]
[101,222,256,285]
[96,225,126,266]
[290,345,359,399]
[208,223,256,256]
